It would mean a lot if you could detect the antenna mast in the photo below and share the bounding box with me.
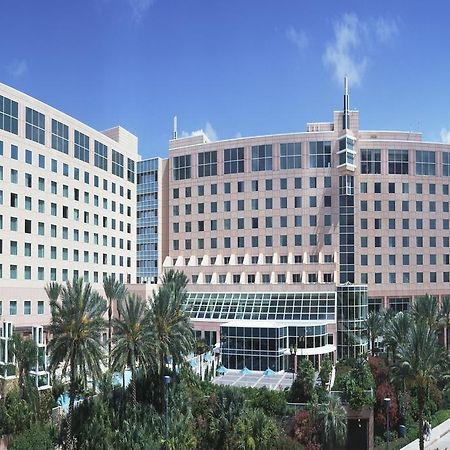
[172,116,177,140]
[343,77,349,130]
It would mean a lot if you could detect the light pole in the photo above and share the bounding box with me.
[164,375,171,449]
[384,397,391,450]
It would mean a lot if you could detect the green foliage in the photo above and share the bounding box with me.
[0,389,36,435]
[9,422,55,450]
[315,395,347,450]
[319,355,333,389]
[334,358,374,410]
[233,407,280,450]
[243,386,287,417]
[287,359,315,403]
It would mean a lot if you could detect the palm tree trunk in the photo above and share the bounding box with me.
[418,387,425,450]
[131,368,137,410]
[108,299,112,370]
[67,356,76,450]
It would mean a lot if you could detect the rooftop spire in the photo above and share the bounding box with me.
[172,115,177,140]
[343,76,349,130]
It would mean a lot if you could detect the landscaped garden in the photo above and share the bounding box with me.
[1,277,450,450]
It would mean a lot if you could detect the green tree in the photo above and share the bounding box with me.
[395,320,445,450]
[412,294,440,330]
[11,334,37,400]
[103,275,128,369]
[315,395,347,450]
[149,270,194,378]
[384,311,412,362]
[47,278,107,450]
[319,355,333,389]
[111,294,155,408]
[364,311,383,355]
[9,422,55,450]
[233,407,280,450]
[288,358,315,403]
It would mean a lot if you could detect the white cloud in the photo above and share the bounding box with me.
[235,132,242,139]
[181,122,218,142]
[323,14,368,86]
[286,26,308,52]
[6,59,28,78]
[323,14,398,86]
[441,128,450,144]
[374,17,398,43]
[128,0,155,22]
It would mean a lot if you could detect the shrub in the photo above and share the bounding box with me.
[9,423,55,450]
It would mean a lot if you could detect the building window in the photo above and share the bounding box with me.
[0,95,18,134]
[112,149,124,178]
[224,147,244,174]
[74,130,90,162]
[388,149,409,174]
[94,141,108,171]
[198,151,217,177]
[280,142,301,169]
[416,150,435,175]
[309,141,331,168]
[252,144,272,171]
[51,119,69,153]
[173,154,191,180]
[360,149,381,174]
[443,153,450,176]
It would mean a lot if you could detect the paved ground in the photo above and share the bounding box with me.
[402,418,450,449]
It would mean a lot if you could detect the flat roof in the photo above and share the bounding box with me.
[213,369,294,390]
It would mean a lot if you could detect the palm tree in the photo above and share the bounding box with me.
[440,297,450,350]
[149,270,194,377]
[364,311,384,355]
[103,275,128,369]
[45,281,62,303]
[234,407,280,450]
[11,333,37,400]
[395,320,445,450]
[384,311,412,362]
[315,394,347,450]
[111,294,155,408]
[412,294,439,329]
[47,278,107,450]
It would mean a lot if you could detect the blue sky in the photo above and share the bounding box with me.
[2,0,450,158]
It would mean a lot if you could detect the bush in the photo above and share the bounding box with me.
[287,359,315,403]
[9,422,55,450]
[245,387,287,417]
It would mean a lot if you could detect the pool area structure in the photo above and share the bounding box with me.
[212,369,294,390]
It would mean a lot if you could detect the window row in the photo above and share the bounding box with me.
[361,217,450,230]
[361,149,450,176]
[190,272,333,284]
[173,214,334,233]
[359,181,450,195]
[361,272,450,284]
[172,176,332,198]
[360,236,450,248]
[173,141,330,180]
[0,141,134,196]
[172,195,331,215]
[0,265,131,284]
[172,234,332,250]
[361,254,450,266]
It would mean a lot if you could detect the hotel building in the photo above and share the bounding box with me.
[0,82,139,385]
[162,80,450,371]
[3,79,450,374]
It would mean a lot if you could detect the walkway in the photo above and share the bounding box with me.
[402,417,450,449]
